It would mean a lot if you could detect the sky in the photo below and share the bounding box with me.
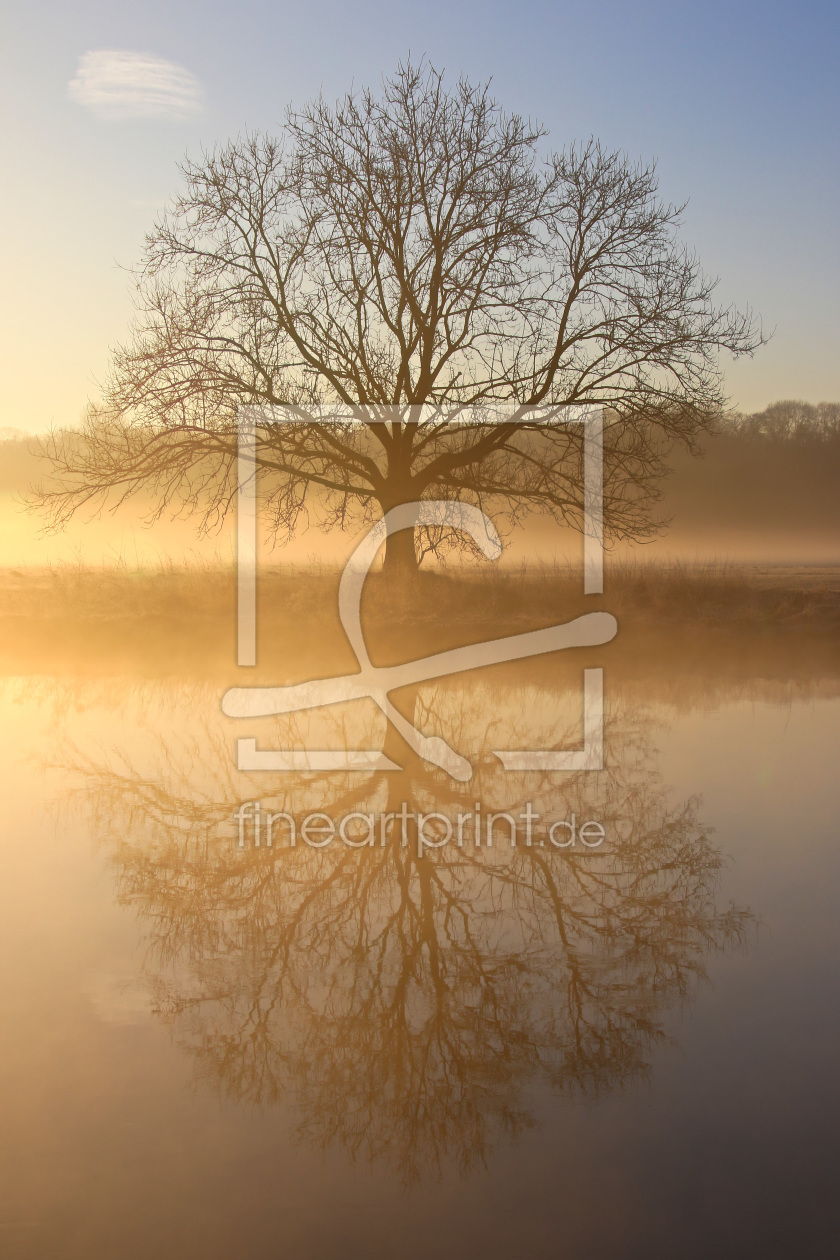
[1,0,838,435]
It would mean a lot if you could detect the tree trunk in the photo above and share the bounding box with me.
[381,518,420,578]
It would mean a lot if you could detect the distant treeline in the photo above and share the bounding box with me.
[660,401,840,555]
[719,400,840,443]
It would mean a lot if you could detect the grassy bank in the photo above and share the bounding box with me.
[3,557,840,625]
[1,560,839,680]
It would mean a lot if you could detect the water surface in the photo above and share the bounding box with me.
[0,655,838,1258]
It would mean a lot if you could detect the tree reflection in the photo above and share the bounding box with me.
[56,680,751,1182]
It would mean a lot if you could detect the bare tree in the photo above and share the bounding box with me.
[36,59,764,573]
[52,683,752,1182]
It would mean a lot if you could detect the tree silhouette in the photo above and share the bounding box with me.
[36,60,763,572]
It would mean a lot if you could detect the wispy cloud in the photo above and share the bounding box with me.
[68,50,203,119]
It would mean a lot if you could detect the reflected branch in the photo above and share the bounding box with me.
[51,681,752,1183]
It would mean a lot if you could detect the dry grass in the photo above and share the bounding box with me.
[1,558,839,688]
[2,556,840,628]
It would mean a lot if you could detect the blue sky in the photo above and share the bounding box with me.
[1,0,838,432]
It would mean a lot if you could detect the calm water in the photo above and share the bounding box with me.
[0,661,838,1258]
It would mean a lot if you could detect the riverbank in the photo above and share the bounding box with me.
[1,561,839,681]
